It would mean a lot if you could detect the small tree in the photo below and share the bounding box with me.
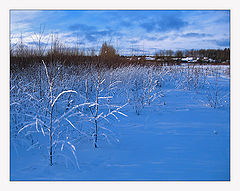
[99,42,119,68]
[42,60,77,166]
[100,42,116,57]
[82,68,128,148]
[17,61,78,167]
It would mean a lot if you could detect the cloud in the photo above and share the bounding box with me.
[68,24,96,32]
[128,40,139,44]
[146,37,157,41]
[84,31,111,42]
[215,39,230,47]
[181,33,213,38]
[145,36,169,41]
[125,47,147,54]
[10,10,42,23]
[85,34,97,42]
[205,39,230,48]
[120,20,132,27]
[10,10,48,33]
[214,10,230,24]
[83,29,122,42]
[68,23,124,43]
[10,10,230,54]
[139,15,188,32]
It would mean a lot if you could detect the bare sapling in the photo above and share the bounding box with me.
[144,69,162,106]
[93,71,100,148]
[42,60,77,166]
[210,68,220,108]
[31,25,48,98]
[82,68,128,148]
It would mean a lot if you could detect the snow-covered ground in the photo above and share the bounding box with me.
[10,64,230,181]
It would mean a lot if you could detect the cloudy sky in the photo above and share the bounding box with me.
[10,10,230,55]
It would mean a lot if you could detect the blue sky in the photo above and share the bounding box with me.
[10,10,230,55]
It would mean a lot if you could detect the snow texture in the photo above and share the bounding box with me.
[10,64,230,181]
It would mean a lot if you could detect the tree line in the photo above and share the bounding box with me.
[10,38,230,72]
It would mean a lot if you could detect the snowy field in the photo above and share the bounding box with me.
[10,64,230,181]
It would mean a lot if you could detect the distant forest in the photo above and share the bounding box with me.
[10,39,230,71]
[156,48,230,62]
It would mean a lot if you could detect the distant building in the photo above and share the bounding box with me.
[208,58,215,63]
[181,57,194,62]
[145,56,155,61]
